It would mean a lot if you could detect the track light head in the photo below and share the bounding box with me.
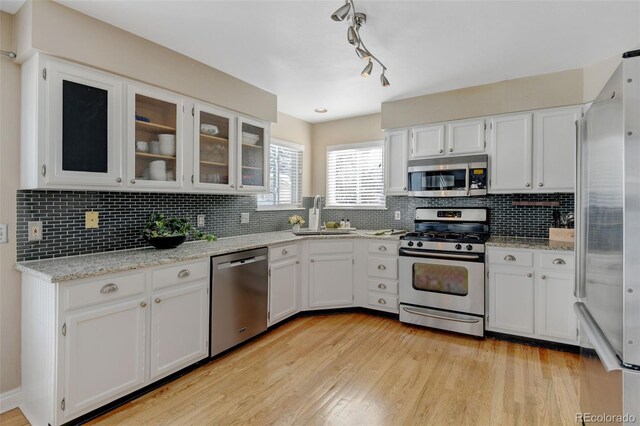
[380,73,390,87]
[355,46,370,61]
[361,61,373,77]
[331,2,351,21]
[347,26,359,45]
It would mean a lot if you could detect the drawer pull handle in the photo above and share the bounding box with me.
[541,275,547,280]
[378,265,386,271]
[378,283,387,290]
[552,258,566,265]
[504,255,516,261]
[177,269,191,278]
[155,298,162,303]
[140,301,147,308]
[282,248,288,255]
[378,298,387,305]
[527,273,532,278]
[378,245,387,251]
[100,283,118,294]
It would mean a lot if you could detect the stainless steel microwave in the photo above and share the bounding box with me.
[407,154,488,197]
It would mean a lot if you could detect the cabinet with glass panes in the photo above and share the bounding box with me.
[194,103,236,190]
[237,116,269,191]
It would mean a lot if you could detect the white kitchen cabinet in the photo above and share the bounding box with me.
[21,53,124,189]
[410,124,445,159]
[384,129,409,195]
[535,271,578,343]
[446,118,486,155]
[237,115,270,192]
[488,113,533,192]
[533,106,582,192]
[487,266,535,335]
[150,280,209,381]
[269,257,300,325]
[308,255,354,308]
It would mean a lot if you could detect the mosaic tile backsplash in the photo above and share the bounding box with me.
[16,191,573,261]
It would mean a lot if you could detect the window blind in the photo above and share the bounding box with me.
[326,141,385,208]
[257,140,303,208]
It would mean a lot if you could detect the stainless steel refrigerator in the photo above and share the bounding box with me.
[575,49,640,425]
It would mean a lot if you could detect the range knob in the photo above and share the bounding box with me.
[408,241,414,247]
[417,241,423,247]
[466,244,473,251]
[455,244,462,250]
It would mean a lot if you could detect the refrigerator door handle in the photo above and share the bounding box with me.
[574,118,586,299]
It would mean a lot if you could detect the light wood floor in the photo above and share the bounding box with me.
[2,312,581,425]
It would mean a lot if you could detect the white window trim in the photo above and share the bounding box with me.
[325,140,386,209]
[256,138,305,211]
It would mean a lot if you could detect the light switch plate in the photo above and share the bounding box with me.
[85,211,99,229]
[197,215,205,227]
[0,224,8,244]
[28,221,43,241]
[241,213,250,224]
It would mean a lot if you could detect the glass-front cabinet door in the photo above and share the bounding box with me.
[237,116,269,192]
[45,59,123,187]
[127,84,183,189]
[193,103,236,190]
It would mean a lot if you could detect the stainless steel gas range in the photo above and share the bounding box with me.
[399,208,488,337]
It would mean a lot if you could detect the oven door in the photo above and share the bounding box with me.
[399,250,485,316]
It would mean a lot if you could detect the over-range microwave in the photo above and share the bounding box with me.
[407,154,488,197]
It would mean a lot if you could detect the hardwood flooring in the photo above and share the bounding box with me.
[1,312,581,425]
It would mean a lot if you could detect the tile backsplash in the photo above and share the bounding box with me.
[16,191,573,261]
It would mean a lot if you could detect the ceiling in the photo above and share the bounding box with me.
[7,1,640,123]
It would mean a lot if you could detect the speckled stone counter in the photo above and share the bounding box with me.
[16,230,405,283]
[486,236,574,252]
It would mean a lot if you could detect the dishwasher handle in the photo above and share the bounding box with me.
[217,255,267,270]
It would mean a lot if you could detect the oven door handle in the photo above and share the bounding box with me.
[400,249,481,261]
[402,306,481,324]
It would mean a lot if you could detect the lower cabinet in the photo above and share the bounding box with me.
[269,256,300,325]
[309,254,354,308]
[486,247,577,345]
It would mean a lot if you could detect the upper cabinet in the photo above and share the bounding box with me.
[488,113,533,192]
[446,118,486,155]
[410,124,445,158]
[20,53,270,194]
[127,84,184,189]
[384,129,409,195]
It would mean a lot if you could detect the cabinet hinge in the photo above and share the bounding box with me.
[192,107,195,116]
[62,323,66,337]
[61,398,65,411]
[42,68,47,80]
[268,268,271,277]
[352,259,354,265]
[267,311,270,320]
[483,140,487,148]
[576,328,579,338]
[486,315,490,324]
[490,122,493,130]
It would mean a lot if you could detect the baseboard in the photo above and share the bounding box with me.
[0,386,21,413]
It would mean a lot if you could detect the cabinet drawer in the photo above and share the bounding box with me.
[367,279,398,295]
[539,252,574,271]
[367,256,398,279]
[488,249,533,267]
[368,241,398,255]
[65,272,146,311]
[309,241,353,255]
[270,243,298,262]
[367,293,399,312]
[152,260,209,290]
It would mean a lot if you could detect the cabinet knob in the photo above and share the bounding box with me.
[552,258,566,265]
[527,273,532,278]
[177,269,191,278]
[504,255,516,261]
[449,148,454,152]
[130,179,136,184]
[296,260,300,264]
[116,177,122,183]
[155,298,162,303]
[378,264,387,271]
[378,283,387,290]
[100,283,118,294]
[310,259,315,263]
[439,149,444,153]
[282,248,288,255]
[378,245,387,251]
[378,298,387,305]
[140,301,147,308]
[538,182,544,187]
[239,185,244,188]
[403,187,407,190]
[541,275,547,280]
[525,183,530,187]
[230,184,235,188]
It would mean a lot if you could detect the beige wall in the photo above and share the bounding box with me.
[582,54,622,102]
[0,11,22,394]
[271,112,313,197]
[310,113,384,196]
[15,0,277,123]
[381,68,584,129]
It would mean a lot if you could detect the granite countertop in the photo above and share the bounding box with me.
[16,230,405,283]
[486,236,574,252]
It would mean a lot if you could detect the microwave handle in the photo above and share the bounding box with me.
[465,163,470,196]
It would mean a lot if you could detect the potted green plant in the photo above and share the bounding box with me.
[141,213,216,249]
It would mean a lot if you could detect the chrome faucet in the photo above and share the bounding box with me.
[310,195,322,231]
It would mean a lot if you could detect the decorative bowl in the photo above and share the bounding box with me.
[144,235,186,249]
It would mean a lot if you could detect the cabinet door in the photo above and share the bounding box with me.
[446,118,485,155]
[193,102,237,191]
[269,258,300,325]
[410,124,445,159]
[150,281,209,381]
[488,113,533,193]
[63,297,146,420]
[487,266,534,335]
[384,129,409,195]
[237,116,270,192]
[45,59,123,187]
[533,106,582,192]
[535,271,578,343]
[127,84,184,189]
[309,255,354,308]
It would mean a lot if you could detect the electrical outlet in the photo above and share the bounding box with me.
[240,213,250,224]
[28,221,43,241]
[394,211,401,221]
[85,211,99,229]
[0,224,8,244]
[197,215,205,228]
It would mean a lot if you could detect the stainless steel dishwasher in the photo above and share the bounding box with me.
[210,247,268,357]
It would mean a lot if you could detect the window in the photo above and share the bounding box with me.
[257,139,304,209]
[326,141,385,208]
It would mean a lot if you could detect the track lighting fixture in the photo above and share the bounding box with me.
[330,0,389,86]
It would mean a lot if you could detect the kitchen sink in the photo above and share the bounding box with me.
[292,229,354,236]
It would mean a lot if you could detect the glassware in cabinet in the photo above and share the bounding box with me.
[193,104,236,189]
[237,117,269,191]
